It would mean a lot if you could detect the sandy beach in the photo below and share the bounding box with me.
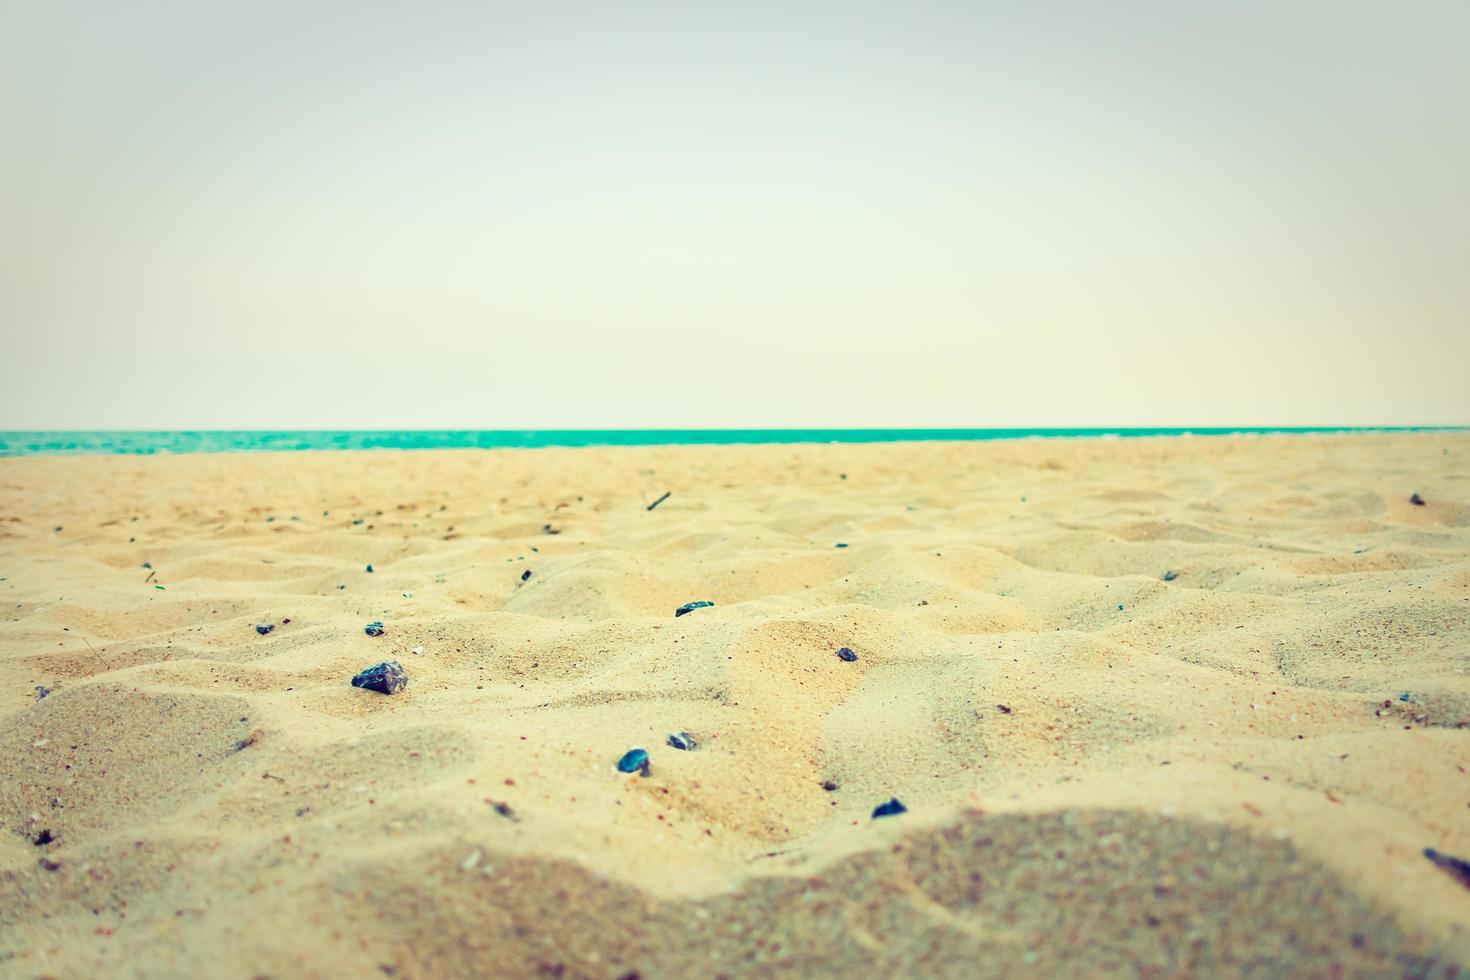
[1,432,1467,978]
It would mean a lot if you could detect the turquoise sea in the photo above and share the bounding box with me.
[0,427,1451,456]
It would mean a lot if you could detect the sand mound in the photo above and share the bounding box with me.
[5,808,1452,978]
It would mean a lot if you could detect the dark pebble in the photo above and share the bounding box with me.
[34,829,54,846]
[141,562,152,569]
[38,857,61,871]
[1410,493,1426,506]
[617,748,650,776]
[35,685,51,701]
[365,564,374,572]
[255,624,275,636]
[821,780,839,791]
[666,732,697,751]
[351,660,407,695]
[542,524,560,534]
[872,797,907,818]
[521,570,532,582]
[1424,848,1470,889]
[836,647,858,662]
[834,542,848,548]
[675,600,714,618]
[1162,570,1177,581]
[364,621,385,637]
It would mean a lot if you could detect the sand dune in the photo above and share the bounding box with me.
[2,433,1468,977]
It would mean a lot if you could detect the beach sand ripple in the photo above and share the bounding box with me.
[1,433,1467,977]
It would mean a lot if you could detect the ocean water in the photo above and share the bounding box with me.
[0,427,1447,456]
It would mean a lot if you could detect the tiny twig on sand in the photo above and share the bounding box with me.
[77,633,113,671]
[646,491,671,512]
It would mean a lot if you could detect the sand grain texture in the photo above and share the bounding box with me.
[2,433,1468,977]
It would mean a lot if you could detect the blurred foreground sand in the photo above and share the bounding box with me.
[2,433,1468,977]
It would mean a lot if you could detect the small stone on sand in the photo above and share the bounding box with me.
[1424,847,1470,889]
[872,798,908,818]
[351,660,407,695]
[616,748,650,775]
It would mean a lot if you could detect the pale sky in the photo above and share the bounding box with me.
[2,1,1467,428]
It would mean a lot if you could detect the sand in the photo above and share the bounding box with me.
[1,432,1468,978]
